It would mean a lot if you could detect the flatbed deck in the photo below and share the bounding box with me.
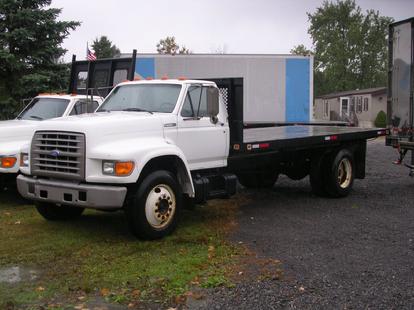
[244,125,384,143]
[239,125,387,153]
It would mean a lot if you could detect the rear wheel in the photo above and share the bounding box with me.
[35,202,84,221]
[238,171,279,189]
[126,170,182,240]
[324,149,354,198]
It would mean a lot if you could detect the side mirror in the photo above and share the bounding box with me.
[207,87,219,117]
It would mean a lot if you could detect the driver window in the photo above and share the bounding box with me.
[181,86,208,118]
[70,100,99,115]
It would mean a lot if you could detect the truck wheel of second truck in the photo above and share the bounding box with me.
[35,202,84,221]
[126,170,182,240]
[325,149,355,198]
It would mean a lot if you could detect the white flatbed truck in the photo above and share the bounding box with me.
[0,94,103,189]
[16,54,386,239]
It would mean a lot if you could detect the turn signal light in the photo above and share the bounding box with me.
[115,161,135,176]
[0,157,17,168]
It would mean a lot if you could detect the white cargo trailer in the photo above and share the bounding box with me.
[128,54,314,124]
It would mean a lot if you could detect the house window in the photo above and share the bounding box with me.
[324,100,329,118]
[350,97,355,113]
[356,97,363,113]
[363,97,369,111]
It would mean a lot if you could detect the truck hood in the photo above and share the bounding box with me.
[35,112,170,144]
[0,119,39,144]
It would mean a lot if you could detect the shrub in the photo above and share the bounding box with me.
[374,110,387,128]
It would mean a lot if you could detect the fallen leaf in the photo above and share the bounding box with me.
[299,286,305,292]
[174,294,186,304]
[100,288,110,297]
[131,289,141,298]
[128,303,135,308]
[36,286,45,292]
[14,220,21,225]
[208,245,215,260]
[77,296,86,301]
[4,212,11,216]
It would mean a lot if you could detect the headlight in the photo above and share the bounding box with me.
[20,153,29,167]
[0,156,17,168]
[102,160,135,176]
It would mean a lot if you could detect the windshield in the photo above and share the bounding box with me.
[98,84,182,113]
[18,98,70,121]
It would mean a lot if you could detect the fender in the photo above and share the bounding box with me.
[86,137,195,196]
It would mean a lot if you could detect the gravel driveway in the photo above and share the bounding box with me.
[192,139,414,309]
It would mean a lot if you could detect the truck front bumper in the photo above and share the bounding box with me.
[16,175,127,209]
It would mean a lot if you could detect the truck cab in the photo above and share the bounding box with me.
[0,94,103,188]
[17,80,231,238]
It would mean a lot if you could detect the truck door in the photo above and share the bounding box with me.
[177,85,228,170]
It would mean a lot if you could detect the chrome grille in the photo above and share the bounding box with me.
[30,131,85,180]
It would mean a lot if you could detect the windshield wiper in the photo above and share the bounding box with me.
[29,115,43,120]
[122,108,153,114]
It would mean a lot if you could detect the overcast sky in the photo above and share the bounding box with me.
[51,0,414,61]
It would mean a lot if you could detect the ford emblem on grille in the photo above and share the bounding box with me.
[50,149,61,157]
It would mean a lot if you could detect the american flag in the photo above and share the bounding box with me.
[87,44,96,61]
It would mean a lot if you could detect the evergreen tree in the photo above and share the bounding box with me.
[91,36,120,59]
[0,0,79,119]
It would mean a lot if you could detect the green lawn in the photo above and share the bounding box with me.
[0,190,246,309]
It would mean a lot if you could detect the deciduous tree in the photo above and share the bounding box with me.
[292,0,392,96]
[156,36,190,55]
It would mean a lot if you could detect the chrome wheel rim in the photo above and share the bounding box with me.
[337,158,352,189]
[145,184,176,229]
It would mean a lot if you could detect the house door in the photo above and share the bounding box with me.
[340,97,350,117]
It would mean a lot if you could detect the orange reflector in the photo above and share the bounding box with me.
[161,75,169,80]
[0,157,17,168]
[178,76,187,81]
[115,161,134,176]
[145,76,154,80]
[134,77,141,81]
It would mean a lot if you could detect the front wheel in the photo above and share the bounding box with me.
[126,170,182,240]
[35,202,84,221]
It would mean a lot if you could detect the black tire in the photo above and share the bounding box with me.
[35,202,84,221]
[126,170,182,240]
[324,149,355,198]
[238,171,279,189]
[310,154,329,197]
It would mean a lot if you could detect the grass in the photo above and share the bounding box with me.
[0,189,247,309]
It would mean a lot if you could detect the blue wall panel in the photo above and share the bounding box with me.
[285,59,310,122]
[135,58,155,79]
